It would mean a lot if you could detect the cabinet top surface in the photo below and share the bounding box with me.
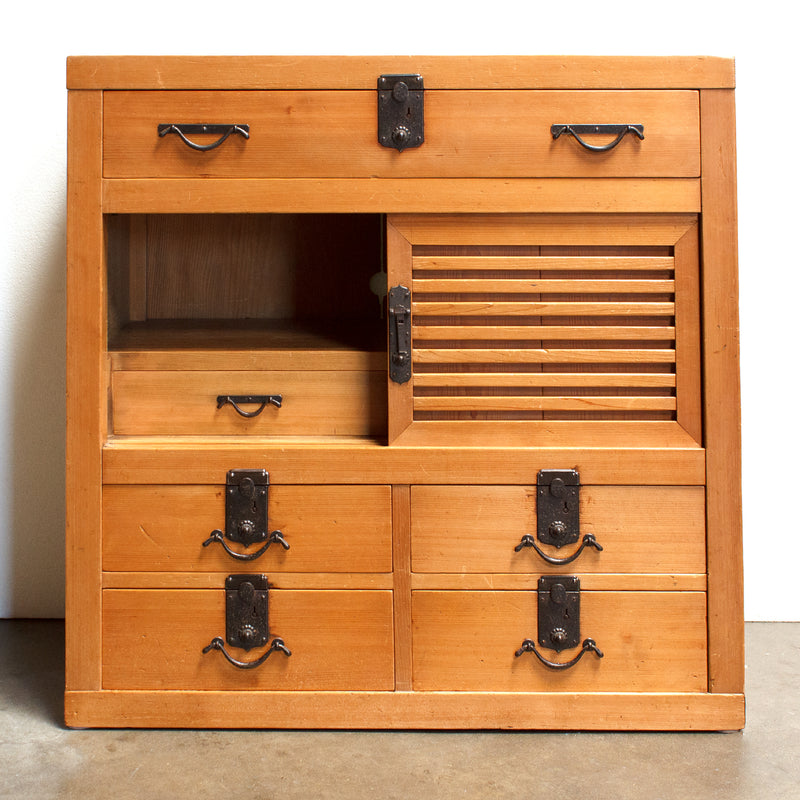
[66,55,735,90]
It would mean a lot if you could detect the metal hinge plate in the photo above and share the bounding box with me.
[225,574,270,651]
[538,575,581,652]
[225,469,269,547]
[378,74,424,152]
[388,285,412,384]
[537,469,581,548]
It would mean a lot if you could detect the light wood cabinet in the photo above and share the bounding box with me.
[66,56,743,729]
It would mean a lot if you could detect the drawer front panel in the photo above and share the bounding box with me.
[104,90,698,179]
[102,589,394,690]
[412,590,707,692]
[111,370,386,436]
[411,485,706,574]
[103,484,392,572]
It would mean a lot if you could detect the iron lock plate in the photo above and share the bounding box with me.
[378,74,424,152]
[225,574,270,651]
[538,575,581,652]
[537,469,581,548]
[225,469,269,547]
[388,285,412,384]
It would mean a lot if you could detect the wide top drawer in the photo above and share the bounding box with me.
[103,90,699,179]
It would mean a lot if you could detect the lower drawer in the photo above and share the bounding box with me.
[102,589,394,690]
[412,590,707,692]
[111,370,386,436]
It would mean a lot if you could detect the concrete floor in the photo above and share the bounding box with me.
[1,622,798,799]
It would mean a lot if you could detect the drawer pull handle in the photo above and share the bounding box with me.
[515,638,603,670]
[203,529,290,561]
[216,394,282,418]
[158,123,250,152]
[202,636,291,669]
[514,532,603,565]
[551,124,644,152]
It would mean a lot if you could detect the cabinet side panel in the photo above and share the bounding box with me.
[700,89,744,693]
[66,90,105,691]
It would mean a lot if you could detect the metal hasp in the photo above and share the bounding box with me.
[537,469,581,548]
[537,576,581,652]
[378,74,424,152]
[388,285,412,384]
[225,469,270,547]
[225,574,270,651]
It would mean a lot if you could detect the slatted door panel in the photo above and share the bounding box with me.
[411,248,676,420]
[386,214,701,443]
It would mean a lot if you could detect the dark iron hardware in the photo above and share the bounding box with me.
[201,574,292,670]
[551,124,644,153]
[388,285,412,384]
[203,529,289,561]
[537,469,581,548]
[216,395,282,418]
[378,74,424,152]
[158,123,250,152]
[201,469,289,561]
[515,638,603,670]
[515,533,603,565]
[514,576,603,670]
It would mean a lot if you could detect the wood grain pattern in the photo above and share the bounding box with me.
[65,90,105,691]
[392,486,413,691]
[700,89,744,694]
[102,484,392,572]
[102,589,394,690]
[411,485,705,574]
[412,591,707,692]
[68,55,736,90]
[103,90,699,179]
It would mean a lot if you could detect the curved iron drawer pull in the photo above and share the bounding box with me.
[515,638,603,670]
[216,394,282,418]
[158,123,250,152]
[514,533,603,565]
[202,636,291,669]
[202,529,290,561]
[551,124,644,152]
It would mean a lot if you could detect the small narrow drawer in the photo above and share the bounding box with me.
[103,484,392,572]
[412,590,707,692]
[103,89,699,179]
[102,588,395,690]
[111,369,386,437]
[411,485,706,574]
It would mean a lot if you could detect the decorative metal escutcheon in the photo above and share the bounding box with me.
[225,469,269,547]
[537,469,581,548]
[537,576,581,652]
[225,574,270,650]
[388,285,412,384]
[378,74,424,152]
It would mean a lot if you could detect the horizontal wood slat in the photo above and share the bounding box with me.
[414,396,677,412]
[412,325,676,341]
[413,372,676,388]
[413,348,675,364]
[412,301,675,316]
[413,278,674,293]
[413,256,676,271]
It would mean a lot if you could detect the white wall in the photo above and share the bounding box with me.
[1,1,796,619]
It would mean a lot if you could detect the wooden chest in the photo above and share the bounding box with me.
[65,56,743,729]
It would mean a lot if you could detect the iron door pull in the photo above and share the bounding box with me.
[514,532,603,565]
[202,636,291,669]
[216,395,283,418]
[158,123,250,152]
[203,529,290,561]
[515,638,603,670]
[551,124,644,152]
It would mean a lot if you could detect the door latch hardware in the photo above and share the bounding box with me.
[513,575,603,670]
[201,574,292,670]
[388,285,412,384]
[225,469,270,547]
[378,74,424,152]
[537,469,581,548]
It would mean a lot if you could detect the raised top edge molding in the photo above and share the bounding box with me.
[66,55,735,90]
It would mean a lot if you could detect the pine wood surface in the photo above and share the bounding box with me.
[412,590,707,692]
[103,177,701,215]
[102,589,394,691]
[411,485,705,574]
[67,55,735,90]
[103,90,698,179]
[102,484,392,573]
